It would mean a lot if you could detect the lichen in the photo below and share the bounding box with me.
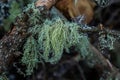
[21,36,39,75]
[38,19,67,63]
[20,3,48,75]
[21,3,92,75]
[99,32,116,50]
[34,18,91,64]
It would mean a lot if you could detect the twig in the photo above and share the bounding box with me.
[90,44,120,79]
[78,25,120,37]
[71,44,120,79]
[90,44,113,70]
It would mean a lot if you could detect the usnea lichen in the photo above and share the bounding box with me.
[21,3,92,75]
[21,36,39,75]
[20,2,120,76]
[21,3,46,75]
[37,18,91,64]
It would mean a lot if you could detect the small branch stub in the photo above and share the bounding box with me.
[35,0,57,9]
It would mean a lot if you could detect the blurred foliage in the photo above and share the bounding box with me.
[2,0,36,31]
[0,74,8,80]
[0,1,10,26]
[3,0,21,31]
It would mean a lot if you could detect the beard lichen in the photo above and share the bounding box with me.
[37,18,91,64]
[22,18,92,75]
[21,3,92,75]
[38,19,67,63]
[21,36,39,75]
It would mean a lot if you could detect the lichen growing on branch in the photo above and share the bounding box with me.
[20,3,92,75]
[1,0,120,79]
[32,18,92,64]
[22,16,92,75]
[21,1,119,76]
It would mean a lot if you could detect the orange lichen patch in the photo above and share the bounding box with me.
[55,0,96,24]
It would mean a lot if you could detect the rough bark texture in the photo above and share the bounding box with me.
[0,15,29,73]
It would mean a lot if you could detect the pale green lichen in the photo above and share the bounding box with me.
[21,36,39,75]
[21,3,47,75]
[38,19,67,63]
[21,3,92,75]
[37,18,91,64]
[25,3,44,25]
